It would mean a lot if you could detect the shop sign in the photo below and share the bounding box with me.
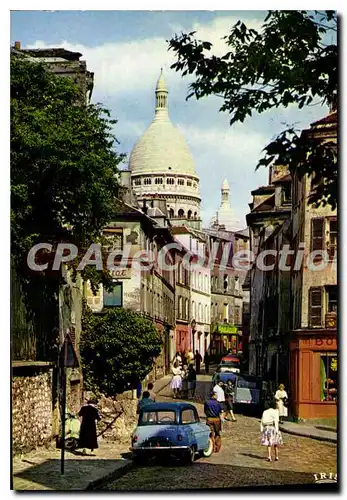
[218,323,238,335]
[315,337,336,347]
[110,268,132,279]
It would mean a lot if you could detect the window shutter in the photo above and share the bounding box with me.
[309,287,322,327]
[311,218,324,252]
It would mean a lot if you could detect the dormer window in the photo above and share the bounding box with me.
[155,178,163,185]
[166,178,174,185]
[144,178,151,185]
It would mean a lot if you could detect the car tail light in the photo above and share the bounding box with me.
[177,434,183,441]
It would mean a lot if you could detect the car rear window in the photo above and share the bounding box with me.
[139,410,176,425]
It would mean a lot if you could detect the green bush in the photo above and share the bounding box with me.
[80,305,163,396]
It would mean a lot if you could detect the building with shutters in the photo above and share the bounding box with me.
[246,108,337,421]
[289,109,337,420]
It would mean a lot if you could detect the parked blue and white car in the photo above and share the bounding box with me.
[130,402,213,464]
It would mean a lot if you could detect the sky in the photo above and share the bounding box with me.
[10,10,330,229]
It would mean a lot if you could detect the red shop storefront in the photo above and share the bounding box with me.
[289,329,337,420]
[175,322,190,355]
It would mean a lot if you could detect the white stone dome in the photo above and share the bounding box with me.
[129,71,198,177]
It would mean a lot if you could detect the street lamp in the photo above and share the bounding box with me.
[191,319,196,353]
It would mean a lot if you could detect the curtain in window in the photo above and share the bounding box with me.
[320,356,327,401]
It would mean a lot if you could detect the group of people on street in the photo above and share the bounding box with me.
[170,350,207,399]
[204,381,288,461]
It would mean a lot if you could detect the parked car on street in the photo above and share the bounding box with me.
[233,374,264,414]
[130,402,213,465]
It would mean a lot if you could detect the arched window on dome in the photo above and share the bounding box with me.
[193,183,197,189]
[178,209,184,218]
[194,212,197,219]
[169,208,174,218]
[178,178,184,186]
[144,178,151,185]
[187,210,192,219]
[155,178,163,185]
[166,178,174,185]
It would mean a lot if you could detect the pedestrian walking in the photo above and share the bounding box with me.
[181,364,189,398]
[275,384,288,424]
[204,392,223,453]
[187,365,197,399]
[195,350,202,374]
[137,391,153,414]
[78,399,101,454]
[174,352,182,367]
[260,399,283,461]
[147,382,156,402]
[224,380,237,421]
[204,351,210,374]
[170,362,183,398]
[213,380,226,422]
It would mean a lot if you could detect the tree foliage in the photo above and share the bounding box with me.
[11,54,124,322]
[169,10,337,209]
[80,305,163,396]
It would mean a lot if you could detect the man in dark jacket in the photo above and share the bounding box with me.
[204,392,223,453]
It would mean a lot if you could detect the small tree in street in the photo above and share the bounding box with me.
[80,305,163,396]
[169,10,337,209]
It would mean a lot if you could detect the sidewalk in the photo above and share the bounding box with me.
[12,440,132,491]
[279,421,337,444]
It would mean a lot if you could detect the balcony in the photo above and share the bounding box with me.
[325,312,337,329]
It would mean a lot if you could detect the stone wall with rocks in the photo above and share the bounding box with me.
[84,391,138,444]
[12,366,53,455]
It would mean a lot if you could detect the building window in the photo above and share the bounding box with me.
[178,209,184,218]
[144,178,152,185]
[103,282,122,307]
[234,305,241,325]
[178,178,184,186]
[281,183,292,205]
[155,178,163,184]
[185,299,189,319]
[205,305,208,324]
[134,178,141,186]
[311,218,324,252]
[194,212,197,219]
[187,210,192,219]
[169,208,174,218]
[308,287,322,327]
[103,228,123,252]
[178,296,183,318]
[187,180,192,187]
[198,303,202,322]
[327,286,337,313]
[320,353,337,401]
[166,178,175,185]
[327,218,337,260]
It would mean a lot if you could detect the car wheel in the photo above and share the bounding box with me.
[133,453,146,465]
[182,447,195,465]
[202,437,214,458]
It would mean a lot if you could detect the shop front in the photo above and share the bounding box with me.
[175,322,190,356]
[289,329,337,420]
[211,324,242,356]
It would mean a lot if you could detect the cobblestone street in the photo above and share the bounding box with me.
[100,373,337,491]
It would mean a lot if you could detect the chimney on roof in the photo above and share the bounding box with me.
[14,41,21,50]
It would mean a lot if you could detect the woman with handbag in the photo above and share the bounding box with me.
[275,383,288,424]
[260,399,283,461]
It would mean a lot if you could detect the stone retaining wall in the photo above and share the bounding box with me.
[84,391,138,444]
[12,367,53,455]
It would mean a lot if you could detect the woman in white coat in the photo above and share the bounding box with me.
[170,362,182,398]
[275,384,288,424]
